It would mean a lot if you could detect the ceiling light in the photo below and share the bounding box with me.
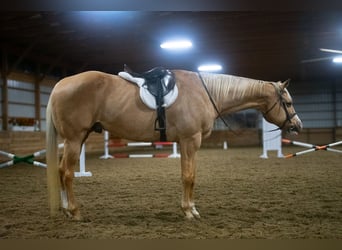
[333,56,342,63]
[160,40,192,50]
[320,48,342,54]
[198,64,222,72]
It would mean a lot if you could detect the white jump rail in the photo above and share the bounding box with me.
[100,131,180,159]
[282,139,342,158]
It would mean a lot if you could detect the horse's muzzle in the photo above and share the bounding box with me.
[287,119,303,136]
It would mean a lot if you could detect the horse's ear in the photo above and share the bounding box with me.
[281,79,290,89]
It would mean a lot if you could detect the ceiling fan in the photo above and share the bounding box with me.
[301,48,342,64]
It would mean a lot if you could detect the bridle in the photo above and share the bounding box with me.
[198,73,296,133]
[262,83,297,131]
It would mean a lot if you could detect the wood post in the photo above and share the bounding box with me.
[35,64,41,130]
[1,47,8,130]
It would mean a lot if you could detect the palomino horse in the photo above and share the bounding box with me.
[46,70,302,220]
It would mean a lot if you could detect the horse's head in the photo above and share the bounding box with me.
[262,79,302,135]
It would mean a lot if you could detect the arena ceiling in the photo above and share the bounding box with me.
[1,11,342,82]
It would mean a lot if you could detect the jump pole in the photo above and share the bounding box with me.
[101,131,180,158]
[282,139,342,158]
[0,143,91,177]
[111,142,180,158]
[0,143,64,169]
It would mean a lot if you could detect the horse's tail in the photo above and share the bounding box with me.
[46,98,60,216]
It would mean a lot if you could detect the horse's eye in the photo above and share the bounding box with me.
[286,102,292,108]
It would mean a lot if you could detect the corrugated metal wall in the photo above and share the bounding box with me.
[291,80,342,128]
[0,76,54,131]
[39,85,53,130]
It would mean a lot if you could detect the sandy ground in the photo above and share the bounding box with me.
[0,146,341,239]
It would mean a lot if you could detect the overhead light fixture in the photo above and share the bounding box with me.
[320,48,342,54]
[160,40,193,50]
[198,64,222,72]
[333,56,342,63]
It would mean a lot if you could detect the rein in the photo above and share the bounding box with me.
[198,72,237,133]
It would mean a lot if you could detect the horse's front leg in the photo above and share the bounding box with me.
[179,134,201,220]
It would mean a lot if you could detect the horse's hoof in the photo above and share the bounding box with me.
[192,213,201,219]
[62,208,73,218]
[183,210,200,220]
[71,210,82,221]
[182,204,201,220]
[62,208,82,221]
[184,212,195,220]
[191,207,201,219]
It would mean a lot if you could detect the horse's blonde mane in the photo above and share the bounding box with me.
[200,73,268,103]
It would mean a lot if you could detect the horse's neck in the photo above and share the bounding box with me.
[204,74,268,114]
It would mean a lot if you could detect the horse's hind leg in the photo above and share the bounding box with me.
[59,140,82,220]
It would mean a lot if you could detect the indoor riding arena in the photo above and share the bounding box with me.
[1,11,342,239]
